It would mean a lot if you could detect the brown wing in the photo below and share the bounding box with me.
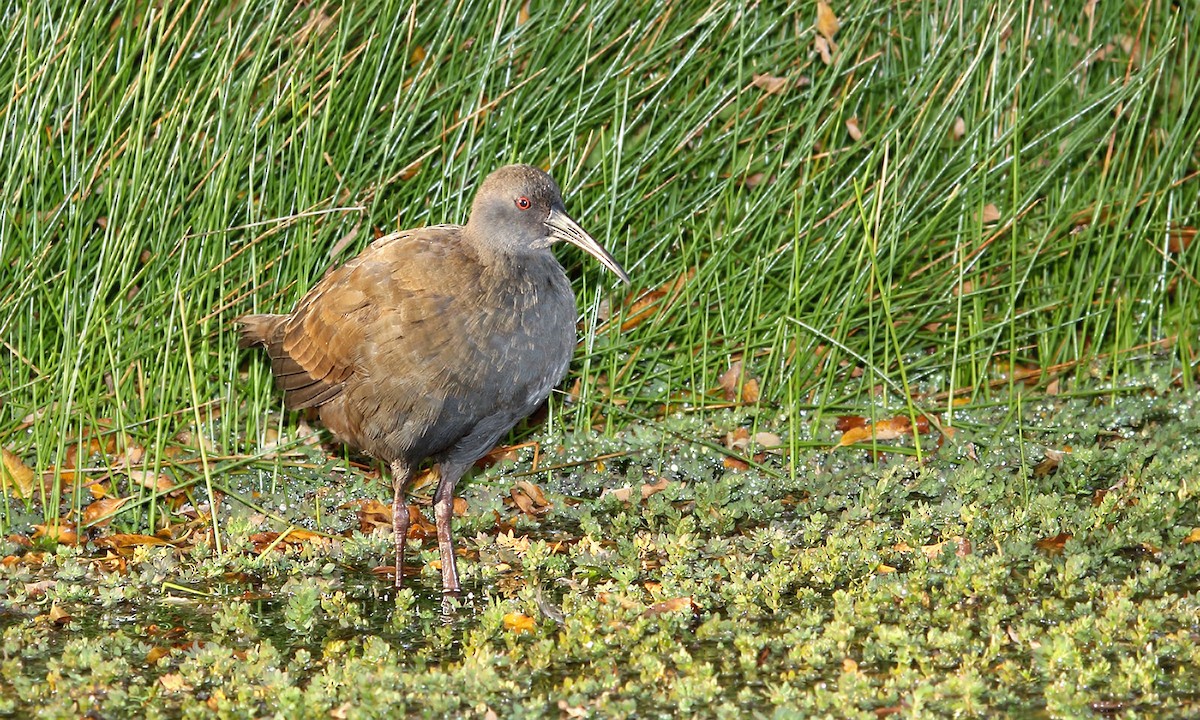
[262,227,470,410]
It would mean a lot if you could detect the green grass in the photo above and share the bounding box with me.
[3,2,1196,505]
[0,0,1198,714]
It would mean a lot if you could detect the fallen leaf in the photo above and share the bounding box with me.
[453,497,469,516]
[23,580,55,597]
[346,498,394,533]
[503,612,535,633]
[643,596,697,617]
[814,35,834,65]
[1181,528,1200,545]
[32,523,78,545]
[951,116,966,141]
[605,268,695,334]
[641,477,670,499]
[94,533,173,553]
[742,171,767,188]
[752,73,788,95]
[600,486,635,503]
[47,603,72,625]
[1,448,35,498]
[837,416,913,447]
[836,415,868,432]
[846,117,862,142]
[510,480,551,517]
[83,497,131,527]
[725,427,751,451]
[126,469,175,493]
[1167,224,1196,253]
[1035,532,1072,555]
[1034,448,1067,478]
[816,1,840,40]
[754,432,784,451]
[158,672,190,692]
[723,456,750,472]
[718,361,759,402]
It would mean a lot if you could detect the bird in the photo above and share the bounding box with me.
[238,164,629,593]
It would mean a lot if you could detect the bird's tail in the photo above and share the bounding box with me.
[236,314,287,348]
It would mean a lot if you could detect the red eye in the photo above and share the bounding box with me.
[515,196,531,210]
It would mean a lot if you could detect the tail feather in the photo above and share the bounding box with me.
[237,314,286,348]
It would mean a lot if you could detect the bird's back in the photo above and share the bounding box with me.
[239,226,578,466]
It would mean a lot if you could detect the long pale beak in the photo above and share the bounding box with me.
[546,206,630,284]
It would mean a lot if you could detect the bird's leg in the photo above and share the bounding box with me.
[390,459,415,588]
[433,461,468,594]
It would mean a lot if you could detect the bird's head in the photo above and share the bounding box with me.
[467,164,630,283]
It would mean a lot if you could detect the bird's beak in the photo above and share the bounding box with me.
[546,207,630,284]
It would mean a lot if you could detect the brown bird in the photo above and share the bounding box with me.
[238,164,628,592]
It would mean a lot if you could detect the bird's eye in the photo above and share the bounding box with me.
[515,196,531,210]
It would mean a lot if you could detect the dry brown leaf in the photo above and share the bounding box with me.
[846,117,862,142]
[641,477,670,500]
[95,533,172,551]
[404,505,436,539]
[725,427,751,451]
[752,73,788,95]
[837,416,912,447]
[742,171,767,189]
[723,456,750,472]
[754,432,784,451]
[23,580,55,597]
[1035,532,1072,555]
[608,268,695,334]
[836,415,868,432]
[83,497,130,527]
[476,444,521,468]
[918,536,970,560]
[600,485,635,503]
[951,116,966,141]
[718,361,759,402]
[814,35,833,65]
[48,603,72,625]
[1167,224,1196,253]
[741,378,760,403]
[503,612,535,633]
[158,673,191,692]
[1,448,34,498]
[32,523,78,545]
[816,1,840,40]
[1034,448,1067,478]
[643,596,696,617]
[126,469,175,493]
[510,480,551,517]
